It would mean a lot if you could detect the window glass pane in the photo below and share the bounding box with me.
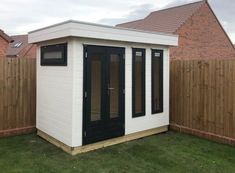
[135,55,143,114]
[153,57,161,111]
[44,51,63,59]
[132,48,145,117]
[41,43,67,66]
[109,54,120,118]
[91,55,101,121]
[152,50,163,113]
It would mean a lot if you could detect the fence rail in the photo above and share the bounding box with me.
[170,59,235,145]
[0,58,36,137]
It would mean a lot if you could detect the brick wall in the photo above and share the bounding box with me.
[170,3,235,60]
[0,37,9,58]
[18,44,37,58]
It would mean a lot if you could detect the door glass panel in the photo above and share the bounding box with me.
[91,55,101,121]
[109,54,120,118]
[135,55,143,114]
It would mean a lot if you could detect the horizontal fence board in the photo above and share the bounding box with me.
[170,59,235,143]
[0,58,36,136]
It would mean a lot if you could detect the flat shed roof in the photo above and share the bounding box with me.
[28,20,178,46]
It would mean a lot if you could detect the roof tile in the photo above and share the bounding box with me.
[117,1,205,33]
[6,35,29,57]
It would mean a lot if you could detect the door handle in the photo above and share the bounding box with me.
[108,88,115,90]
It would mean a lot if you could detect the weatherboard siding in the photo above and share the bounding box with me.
[36,38,74,146]
[70,38,170,147]
[36,38,170,147]
[125,47,169,135]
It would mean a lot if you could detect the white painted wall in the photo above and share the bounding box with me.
[125,46,169,135]
[36,38,75,146]
[36,37,170,147]
[71,38,170,147]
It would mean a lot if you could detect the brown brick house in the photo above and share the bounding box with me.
[0,30,11,57]
[117,0,235,60]
[0,30,36,58]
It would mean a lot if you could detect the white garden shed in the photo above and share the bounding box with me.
[28,20,178,155]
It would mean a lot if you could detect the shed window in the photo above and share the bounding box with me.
[41,43,67,66]
[132,48,145,118]
[152,49,163,114]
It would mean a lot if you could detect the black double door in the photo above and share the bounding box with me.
[83,45,125,145]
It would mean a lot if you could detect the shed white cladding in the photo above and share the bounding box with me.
[36,38,75,146]
[74,39,170,147]
[31,20,175,147]
[36,38,170,147]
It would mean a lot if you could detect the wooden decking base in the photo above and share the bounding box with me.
[37,125,168,155]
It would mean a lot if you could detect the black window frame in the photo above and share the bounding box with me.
[41,43,67,66]
[151,49,163,114]
[132,48,146,118]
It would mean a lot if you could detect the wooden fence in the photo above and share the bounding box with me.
[170,59,235,145]
[1,57,235,143]
[0,58,36,137]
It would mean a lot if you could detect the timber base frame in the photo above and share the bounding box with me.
[37,126,168,155]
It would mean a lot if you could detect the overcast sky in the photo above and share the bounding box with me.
[1,0,234,43]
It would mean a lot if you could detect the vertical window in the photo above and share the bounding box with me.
[132,48,145,117]
[152,49,163,114]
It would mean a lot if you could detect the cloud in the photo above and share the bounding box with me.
[164,0,196,8]
[164,0,235,43]
[98,0,175,25]
[99,0,235,43]
[98,0,196,26]
[99,4,156,25]
[208,0,235,43]
[0,0,234,43]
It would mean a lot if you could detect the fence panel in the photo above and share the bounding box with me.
[0,58,36,137]
[170,59,235,145]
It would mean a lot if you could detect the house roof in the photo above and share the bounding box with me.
[6,35,29,57]
[0,29,13,42]
[117,0,205,33]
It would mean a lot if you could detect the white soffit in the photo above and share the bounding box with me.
[28,20,178,46]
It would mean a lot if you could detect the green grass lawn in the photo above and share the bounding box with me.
[0,131,235,173]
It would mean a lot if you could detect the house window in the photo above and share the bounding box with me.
[132,48,145,117]
[152,49,163,114]
[41,43,67,66]
[13,42,22,48]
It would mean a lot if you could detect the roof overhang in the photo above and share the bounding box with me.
[28,20,178,46]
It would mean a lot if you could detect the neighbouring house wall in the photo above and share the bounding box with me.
[0,37,9,57]
[72,38,170,147]
[170,3,235,60]
[36,38,75,146]
[19,44,37,58]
